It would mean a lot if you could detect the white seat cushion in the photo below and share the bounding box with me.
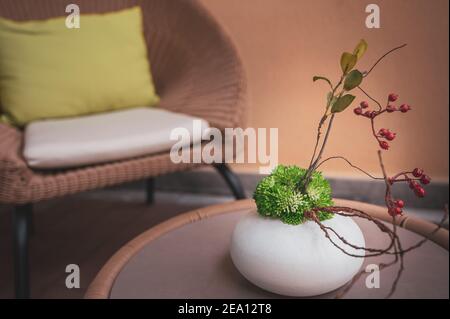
[23,107,209,169]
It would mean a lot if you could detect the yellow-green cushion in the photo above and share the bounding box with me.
[0,7,159,127]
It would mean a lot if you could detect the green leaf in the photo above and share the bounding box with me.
[343,70,363,91]
[353,39,368,60]
[327,92,337,108]
[340,52,357,74]
[331,94,356,113]
[313,76,333,89]
[327,92,333,103]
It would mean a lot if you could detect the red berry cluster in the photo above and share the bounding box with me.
[351,92,429,216]
[387,168,431,216]
[388,200,404,216]
[353,93,412,150]
[378,128,396,141]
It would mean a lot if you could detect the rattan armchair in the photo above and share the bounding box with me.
[0,0,247,298]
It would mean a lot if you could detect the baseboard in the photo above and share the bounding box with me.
[143,168,449,210]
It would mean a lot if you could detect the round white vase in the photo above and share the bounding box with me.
[230,212,365,297]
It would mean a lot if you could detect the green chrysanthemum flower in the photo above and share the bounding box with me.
[253,165,334,225]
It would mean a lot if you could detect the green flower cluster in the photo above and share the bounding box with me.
[253,165,334,225]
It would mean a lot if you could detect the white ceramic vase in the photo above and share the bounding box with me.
[230,212,365,297]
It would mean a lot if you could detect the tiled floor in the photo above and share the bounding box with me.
[0,189,446,299]
[0,191,231,299]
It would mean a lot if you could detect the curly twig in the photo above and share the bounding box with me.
[358,86,384,111]
[305,204,447,298]
[315,156,384,180]
[301,152,448,298]
[364,44,408,77]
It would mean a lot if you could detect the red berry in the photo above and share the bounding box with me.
[395,200,405,208]
[389,207,403,216]
[364,111,371,117]
[415,187,426,198]
[388,208,396,216]
[386,105,397,113]
[379,141,389,150]
[388,93,399,102]
[379,128,388,136]
[360,101,369,109]
[354,107,363,115]
[409,180,419,189]
[420,175,431,185]
[412,168,424,178]
[400,104,410,113]
[385,132,396,141]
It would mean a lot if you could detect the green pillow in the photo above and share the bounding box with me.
[0,7,159,127]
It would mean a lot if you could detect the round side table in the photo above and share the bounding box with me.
[85,199,449,299]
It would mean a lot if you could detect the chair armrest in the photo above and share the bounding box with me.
[0,123,28,171]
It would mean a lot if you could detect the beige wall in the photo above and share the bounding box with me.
[199,0,449,181]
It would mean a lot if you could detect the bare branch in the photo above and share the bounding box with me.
[316,156,384,180]
[364,44,408,77]
[358,86,384,111]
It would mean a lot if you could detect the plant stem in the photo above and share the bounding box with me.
[308,76,344,168]
[315,156,384,180]
[308,115,328,168]
[378,150,393,207]
[300,113,336,192]
[302,44,407,194]
[364,44,407,77]
[358,86,384,111]
[312,113,336,169]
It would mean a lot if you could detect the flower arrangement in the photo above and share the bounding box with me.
[254,166,333,225]
[253,40,447,297]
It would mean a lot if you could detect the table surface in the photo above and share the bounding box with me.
[98,201,449,299]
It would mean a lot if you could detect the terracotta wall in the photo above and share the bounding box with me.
[199,0,449,181]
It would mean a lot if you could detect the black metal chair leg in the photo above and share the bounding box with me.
[214,164,246,199]
[146,178,155,204]
[13,204,31,299]
[25,207,34,236]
